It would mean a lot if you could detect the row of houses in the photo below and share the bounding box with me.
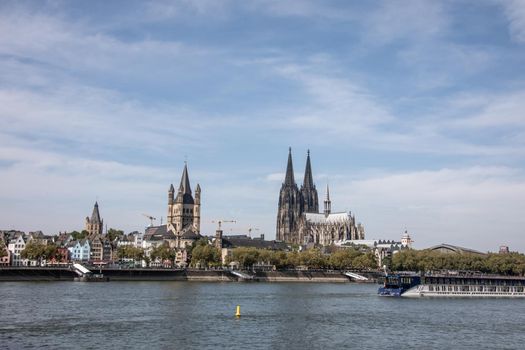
[0,230,145,267]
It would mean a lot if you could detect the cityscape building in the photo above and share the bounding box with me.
[85,202,103,236]
[276,148,365,245]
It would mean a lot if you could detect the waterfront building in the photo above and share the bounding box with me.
[49,247,69,265]
[427,243,485,255]
[336,231,415,267]
[68,239,91,261]
[89,235,113,262]
[7,233,27,266]
[276,148,365,245]
[85,202,103,236]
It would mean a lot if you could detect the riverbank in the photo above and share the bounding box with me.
[0,267,380,282]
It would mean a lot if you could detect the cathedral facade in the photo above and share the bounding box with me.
[276,149,365,245]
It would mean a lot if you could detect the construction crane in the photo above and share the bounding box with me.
[142,213,157,227]
[211,219,236,230]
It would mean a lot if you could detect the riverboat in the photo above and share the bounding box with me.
[377,273,421,296]
[379,272,525,298]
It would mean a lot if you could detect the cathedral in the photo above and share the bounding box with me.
[276,148,365,245]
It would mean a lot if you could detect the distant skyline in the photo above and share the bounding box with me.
[1,0,525,252]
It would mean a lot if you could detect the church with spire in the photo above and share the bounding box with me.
[85,202,103,236]
[167,162,201,238]
[276,148,365,246]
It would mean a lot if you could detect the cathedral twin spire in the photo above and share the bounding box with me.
[277,148,319,242]
[283,148,315,190]
[284,147,295,186]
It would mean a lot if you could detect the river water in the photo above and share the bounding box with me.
[1,281,524,349]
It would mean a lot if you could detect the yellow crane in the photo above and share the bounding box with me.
[211,219,236,230]
[142,213,157,227]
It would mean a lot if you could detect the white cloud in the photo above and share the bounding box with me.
[362,0,449,44]
[499,0,525,43]
[450,91,525,128]
[335,166,525,252]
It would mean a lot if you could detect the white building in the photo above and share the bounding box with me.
[68,240,91,261]
[7,234,27,266]
[336,231,414,267]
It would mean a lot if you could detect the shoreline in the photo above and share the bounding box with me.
[0,267,380,283]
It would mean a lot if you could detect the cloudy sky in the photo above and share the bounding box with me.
[1,0,525,252]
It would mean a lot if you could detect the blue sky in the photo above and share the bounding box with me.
[1,0,525,252]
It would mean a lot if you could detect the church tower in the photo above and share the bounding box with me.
[193,183,201,233]
[85,202,103,236]
[324,184,331,217]
[276,148,302,243]
[300,150,319,214]
[167,163,200,234]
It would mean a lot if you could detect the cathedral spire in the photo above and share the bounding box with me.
[303,149,314,189]
[284,147,295,186]
[179,162,192,195]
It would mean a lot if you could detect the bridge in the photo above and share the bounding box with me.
[229,270,254,280]
[72,263,93,277]
[344,271,368,281]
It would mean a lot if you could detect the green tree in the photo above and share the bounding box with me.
[230,247,260,269]
[117,245,144,263]
[298,249,328,269]
[107,228,125,242]
[0,243,7,257]
[352,252,377,270]
[70,231,87,240]
[390,249,525,276]
[328,248,363,270]
[150,243,176,266]
[21,241,57,265]
[190,244,221,268]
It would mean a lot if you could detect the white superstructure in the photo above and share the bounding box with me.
[402,274,525,298]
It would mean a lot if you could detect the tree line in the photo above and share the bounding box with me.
[391,249,525,276]
[225,246,377,270]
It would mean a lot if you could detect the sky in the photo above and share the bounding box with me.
[1,0,525,252]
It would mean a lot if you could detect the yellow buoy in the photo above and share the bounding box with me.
[235,305,241,317]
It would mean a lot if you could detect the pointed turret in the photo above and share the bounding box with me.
[324,183,331,217]
[179,162,192,195]
[277,148,302,243]
[168,184,175,205]
[91,202,101,224]
[284,147,295,186]
[300,149,319,214]
[303,149,314,189]
[175,163,194,204]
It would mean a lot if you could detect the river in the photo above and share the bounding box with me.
[1,282,524,349]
